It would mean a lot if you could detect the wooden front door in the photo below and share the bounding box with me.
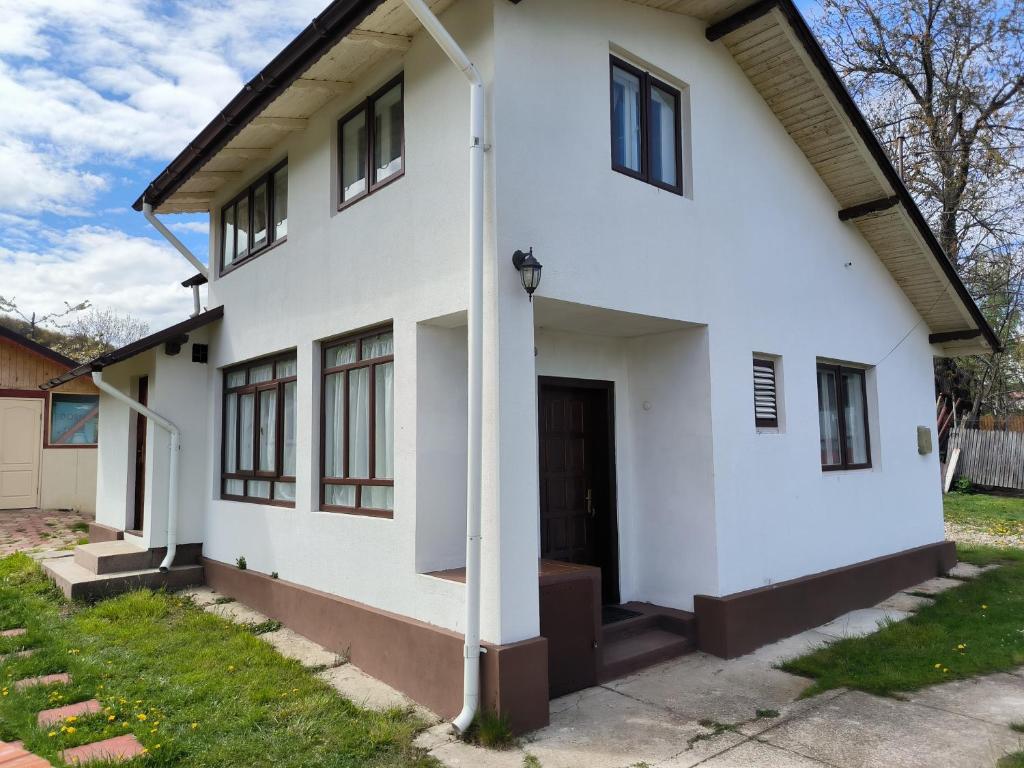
[132,377,148,533]
[538,378,619,604]
[0,397,42,510]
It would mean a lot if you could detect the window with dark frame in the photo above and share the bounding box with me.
[610,55,683,195]
[220,160,288,274]
[338,74,404,209]
[816,362,871,470]
[222,353,297,505]
[321,326,394,517]
[753,357,779,429]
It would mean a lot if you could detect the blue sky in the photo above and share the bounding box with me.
[0,0,821,329]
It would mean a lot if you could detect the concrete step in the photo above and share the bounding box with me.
[42,558,204,601]
[60,734,145,765]
[73,542,152,575]
[598,628,691,683]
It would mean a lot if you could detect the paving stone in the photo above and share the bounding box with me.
[875,592,935,612]
[740,629,835,666]
[14,672,69,690]
[0,740,51,767]
[948,562,993,579]
[429,740,526,768]
[904,672,1024,727]
[0,508,93,557]
[908,577,963,596]
[38,699,102,727]
[0,629,26,638]
[816,608,911,639]
[261,627,343,668]
[0,649,35,664]
[60,734,145,764]
[760,690,1021,767]
[412,723,454,751]
[527,684,744,768]
[675,739,830,767]
[317,664,437,721]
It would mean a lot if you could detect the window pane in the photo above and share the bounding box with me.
[258,389,277,473]
[611,65,642,173]
[223,393,238,473]
[361,332,393,360]
[50,395,99,445]
[248,480,271,499]
[325,484,356,507]
[341,110,367,201]
[326,341,358,368]
[252,181,268,249]
[236,196,250,255]
[349,366,370,479]
[282,381,296,477]
[276,358,297,378]
[274,482,296,502]
[817,369,842,467]
[324,372,345,478]
[226,370,246,388]
[364,486,394,511]
[373,83,403,184]
[239,393,255,471]
[224,478,244,496]
[650,83,678,187]
[250,363,273,383]
[273,165,288,239]
[223,204,237,266]
[842,370,869,465]
[375,362,394,481]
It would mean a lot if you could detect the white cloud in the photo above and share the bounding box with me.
[0,226,197,329]
[0,137,106,214]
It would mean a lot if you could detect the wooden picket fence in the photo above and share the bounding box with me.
[948,427,1024,491]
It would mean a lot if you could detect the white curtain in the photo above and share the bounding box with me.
[843,371,868,464]
[239,393,254,471]
[612,67,641,172]
[282,381,296,477]
[259,389,277,472]
[349,367,370,479]
[817,370,841,465]
[324,372,345,478]
[342,113,367,201]
[223,393,238,473]
[374,84,403,182]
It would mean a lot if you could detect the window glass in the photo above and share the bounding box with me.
[361,332,393,360]
[348,366,370,479]
[238,393,255,471]
[276,358,297,378]
[49,394,99,445]
[817,368,842,467]
[325,485,356,507]
[250,363,273,383]
[225,478,244,496]
[650,84,678,187]
[282,381,296,477]
[258,389,277,473]
[226,370,246,388]
[248,480,271,499]
[223,393,238,473]
[236,195,250,256]
[252,181,268,249]
[223,204,237,266]
[842,369,869,465]
[611,65,642,173]
[326,341,358,368]
[274,482,296,502]
[341,110,368,202]
[324,372,345,478]
[273,165,288,239]
[373,83,403,184]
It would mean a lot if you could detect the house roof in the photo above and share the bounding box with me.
[0,324,78,369]
[40,307,225,391]
[134,0,998,355]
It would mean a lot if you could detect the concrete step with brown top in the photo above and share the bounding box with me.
[42,557,203,601]
[14,673,70,691]
[60,734,145,765]
[73,542,153,575]
[38,699,102,727]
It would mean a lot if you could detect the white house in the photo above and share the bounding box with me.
[43,0,998,733]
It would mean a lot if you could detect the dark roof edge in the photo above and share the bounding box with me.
[132,0,386,212]
[0,324,78,368]
[40,307,225,391]
[775,0,1000,353]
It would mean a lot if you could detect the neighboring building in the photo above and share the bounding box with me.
[43,0,998,732]
[0,325,98,512]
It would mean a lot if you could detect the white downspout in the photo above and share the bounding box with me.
[400,0,484,736]
[91,371,180,572]
[143,202,209,279]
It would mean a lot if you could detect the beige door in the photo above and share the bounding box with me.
[0,397,42,509]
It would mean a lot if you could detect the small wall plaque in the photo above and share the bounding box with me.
[917,426,933,455]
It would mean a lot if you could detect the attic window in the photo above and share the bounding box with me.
[338,74,405,209]
[220,160,288,275]
[753,357,779,429]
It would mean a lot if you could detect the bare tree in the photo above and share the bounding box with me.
[55,309,150,363]
[0,296,90,341]
[811,0,1024,419]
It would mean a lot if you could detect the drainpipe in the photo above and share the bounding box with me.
[143,201,209,279]
[91,371,180,572]
[400,0,484,736]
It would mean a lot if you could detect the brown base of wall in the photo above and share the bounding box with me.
[87,522,123,543]
[694,540,957,658]
[202,558,550,734]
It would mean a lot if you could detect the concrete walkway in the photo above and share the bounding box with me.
[185,564,1024,768]
[0,508,91,556]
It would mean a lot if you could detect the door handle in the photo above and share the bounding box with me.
[586,488,595,517]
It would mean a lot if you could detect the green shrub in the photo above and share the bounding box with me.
[236,556,247,570]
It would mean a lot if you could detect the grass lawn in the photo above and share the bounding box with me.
[945,492,1024,536]
[779,545,1024,697]
[0,553,437,768]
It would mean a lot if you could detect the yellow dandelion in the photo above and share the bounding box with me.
[154,744,161,750]
[934,663,941,669]
[137,713,148,721]
[140,748,149,755]
[190,723,199,730]
[66,727,76,735]
[150,728,157,733]
[228,665,235,672]
[982,604,988,610]
[48,732,56,738]
[66,716,78,723]
[108,715,116,722]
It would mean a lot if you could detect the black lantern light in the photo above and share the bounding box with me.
[512,248,543,301]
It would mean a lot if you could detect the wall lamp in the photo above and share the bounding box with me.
[512,248,543,301]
